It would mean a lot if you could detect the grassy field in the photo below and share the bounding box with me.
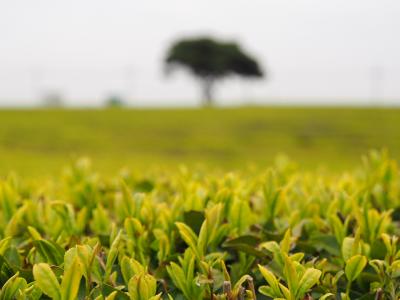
[0,107,399,176]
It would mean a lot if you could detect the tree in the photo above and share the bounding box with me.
[165,37,264,106]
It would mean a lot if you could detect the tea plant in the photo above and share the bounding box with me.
[0,150,399,299]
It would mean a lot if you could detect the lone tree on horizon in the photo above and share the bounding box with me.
[165,37,264,106]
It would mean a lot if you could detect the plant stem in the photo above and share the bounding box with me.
[346,281,352,297]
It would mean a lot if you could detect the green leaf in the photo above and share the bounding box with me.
[220,260,231,282]
[259,286,276,298]
[134,179,154,193]
[105,291,118,300]
[105,230,123,278]
[309,233,340,256]
[175,222,200,257]
[0,183,17,222]
[279,283,291,300]
[319,293,335,300]
[128,273,157,300]
[296,268,321,298]
[75,207,88,234]
[258,264,282,297]
[27,226,42,240]
[232,274,252,293]
[283,253,299,295]
[33,263,61,300]
[342,237,354,261]
[93,284,130,300]
[197,220,208,256]
[345,255,367,282]
[61,258,83,300]
[0,238,12,257]
[120,256,145,285]
[148,294,162,300]
[229,198,252,234]
[183,210,205,234]
[329,214,346,245]
[0,255,14,283]
[0,273,27,300]
[280,229,292,254]
[166,262,190,299]
[33,240,65,265]
[124,217,144,237]
[121,181,135,217]
[75,244,93,280]
[391,260,400,277]
[223,235,266,258]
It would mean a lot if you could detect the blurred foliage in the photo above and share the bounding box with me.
[0,151,399,299]
[0,108,399,176]
[105,95,125,108]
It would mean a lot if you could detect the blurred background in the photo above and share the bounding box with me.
[0,0,399,175]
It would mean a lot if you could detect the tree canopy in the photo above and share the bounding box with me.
[165,37,263,105]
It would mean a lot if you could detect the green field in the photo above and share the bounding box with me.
[0,107,399,176]
[0,109,400,299]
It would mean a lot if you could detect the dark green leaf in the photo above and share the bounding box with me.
[183,211,204,235]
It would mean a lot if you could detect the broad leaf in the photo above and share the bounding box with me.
[345,255,367,282]
[33,263,61,300]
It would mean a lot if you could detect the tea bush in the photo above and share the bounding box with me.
[0,151,399,299]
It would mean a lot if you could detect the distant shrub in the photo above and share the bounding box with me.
[105,94,125,108]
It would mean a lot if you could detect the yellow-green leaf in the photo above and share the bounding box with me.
[128,273,157,300]
[319,293,335,300]
[283,253,299,295]
[61,258,83,300]
[0,273,28,300]
[121,256,145,285]
[33,263,61,300]
[175,222,200,257]
[258,264,281,297]
[296,268,321,298]
[345,255,367,282]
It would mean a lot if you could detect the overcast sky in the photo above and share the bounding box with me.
[1,0,399,107]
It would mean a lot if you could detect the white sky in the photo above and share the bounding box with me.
[0,0,399,107]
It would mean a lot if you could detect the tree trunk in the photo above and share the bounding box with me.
[201,77,214,107]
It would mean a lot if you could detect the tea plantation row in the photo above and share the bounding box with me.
[0,151,399,299]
